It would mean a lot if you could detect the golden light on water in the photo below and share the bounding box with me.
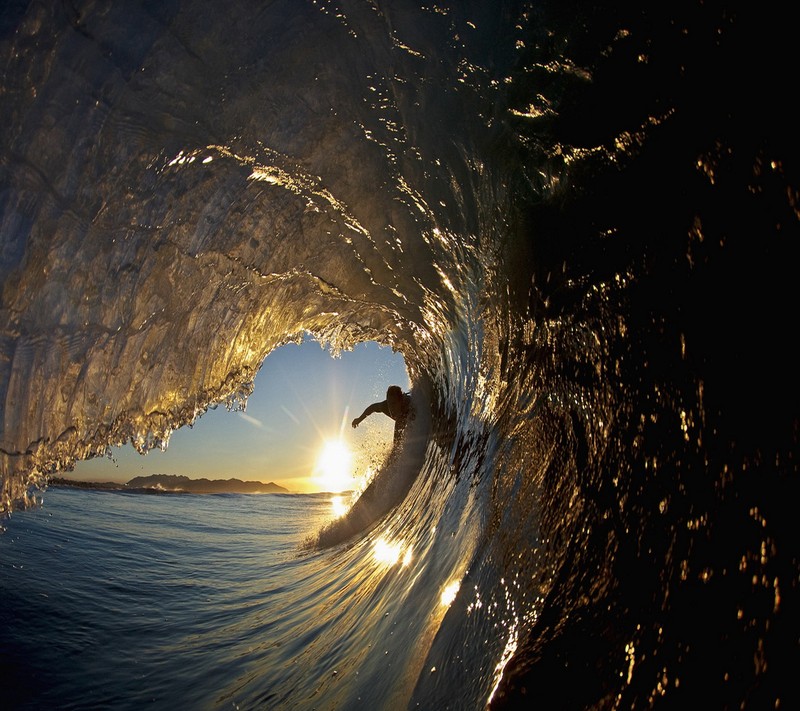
[314,439,354,493]
[440,580,461,607]
[487,623,519,705]
[373,536,412,567]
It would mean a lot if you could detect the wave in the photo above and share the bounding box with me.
[1,0,797,708]
[313,378,432,548]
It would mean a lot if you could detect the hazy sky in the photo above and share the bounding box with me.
[73,338,410,493]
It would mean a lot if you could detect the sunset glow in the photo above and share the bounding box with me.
[314,439,354,493]
[330,495,349,518]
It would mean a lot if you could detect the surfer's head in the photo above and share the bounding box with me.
[386,385,404,417]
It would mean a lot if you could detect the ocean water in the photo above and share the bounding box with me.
[1,0,798,709]
[0,486,426,710]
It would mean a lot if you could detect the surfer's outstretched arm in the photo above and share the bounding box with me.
[351,401,388,428]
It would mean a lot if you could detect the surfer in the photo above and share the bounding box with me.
[351,385,412,443]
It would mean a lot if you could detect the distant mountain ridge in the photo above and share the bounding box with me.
[51,474,288,494]
[126,474,288,494]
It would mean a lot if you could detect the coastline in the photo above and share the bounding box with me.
[49,474,289,495]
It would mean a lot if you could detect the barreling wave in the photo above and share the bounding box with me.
[0,0,517,507]
[1,0,797,708]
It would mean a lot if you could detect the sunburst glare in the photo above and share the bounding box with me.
[330,495,349,518]
[314,439,354,493]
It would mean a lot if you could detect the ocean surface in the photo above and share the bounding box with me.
[1,1,798,709]
[0,488,344,709]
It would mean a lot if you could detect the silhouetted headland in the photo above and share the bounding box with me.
[50,474,288,495]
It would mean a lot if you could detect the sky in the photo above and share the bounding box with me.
[72,338,410,493]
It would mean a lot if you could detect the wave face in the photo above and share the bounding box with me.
[1,0,798,707]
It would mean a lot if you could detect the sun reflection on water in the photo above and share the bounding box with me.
[440,580,461,607]
[373,536,412,567]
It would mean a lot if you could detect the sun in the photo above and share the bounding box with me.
[314,439,354,493]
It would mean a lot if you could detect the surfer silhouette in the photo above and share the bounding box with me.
[351,385,412,443]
